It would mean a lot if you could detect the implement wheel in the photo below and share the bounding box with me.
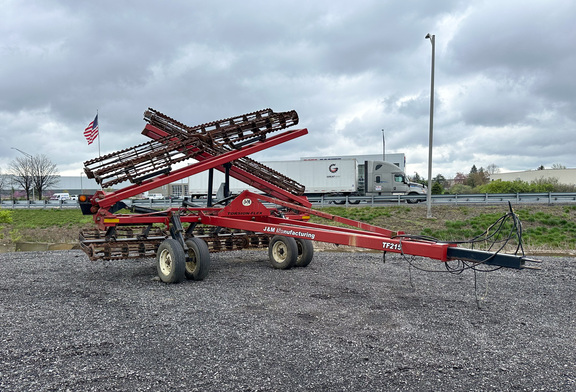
[184,237,210,281]
[295,238,314,268]
[268,236,298,269]
[156,238,186,283]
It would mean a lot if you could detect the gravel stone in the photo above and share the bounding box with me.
[0,249,574,391]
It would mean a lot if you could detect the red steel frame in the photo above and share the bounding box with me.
[84,122,534,270]
[90,187,450,262]
[90,128,310,213]
[141,123,311,207]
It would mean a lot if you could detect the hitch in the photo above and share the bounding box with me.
[446,247,542,269]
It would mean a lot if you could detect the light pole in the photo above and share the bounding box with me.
[425,33,435,218]
[11,147,35,201]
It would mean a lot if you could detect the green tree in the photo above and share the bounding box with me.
[433,174,448,188]
[477,179,562,193]
[449,184,473,194]
[431,182,444,195]
[466,165,477,187]
[410,172,427,186]
[477,180,530,193]
[467,166,489,188]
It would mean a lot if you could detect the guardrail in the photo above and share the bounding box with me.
[2,192,576,209]
[307,192,576,206]
[0,198,190,210]
[0,199,81,209]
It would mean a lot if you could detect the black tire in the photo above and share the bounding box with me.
[406,193,420,204]
[295,238,314,268]
[156,238,186,283]
[268,236,298,269]
[184,237,211,281]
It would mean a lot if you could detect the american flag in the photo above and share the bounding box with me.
[84,114,99,145]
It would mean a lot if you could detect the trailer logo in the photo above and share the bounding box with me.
[242,198,252,206]
[382,241,402,251]
[329,164,338,173]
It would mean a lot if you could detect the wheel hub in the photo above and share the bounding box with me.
[159,249,173,275]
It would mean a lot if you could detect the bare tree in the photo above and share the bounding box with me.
[9,154,59,200]
[9,156,34,200]
[31,154,59,199]
[486,163,500,175]
[0,167,5,200]
[551,163,567,170]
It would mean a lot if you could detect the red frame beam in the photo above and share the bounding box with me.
[93,129,310,210]
[141,124,310,206]
[199,214,449,261]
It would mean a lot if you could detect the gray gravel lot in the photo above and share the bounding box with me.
[0,249,574,391]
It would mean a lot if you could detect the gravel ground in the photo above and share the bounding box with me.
[0,248,574,391]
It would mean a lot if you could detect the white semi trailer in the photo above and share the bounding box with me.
[187,158,426,203]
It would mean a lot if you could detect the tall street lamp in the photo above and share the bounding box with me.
[11,147,32,158]
[425,33,435,218]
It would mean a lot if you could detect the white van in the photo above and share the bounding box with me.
[50,193,71,201]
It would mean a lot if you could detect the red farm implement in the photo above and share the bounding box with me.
[79,108,539,283]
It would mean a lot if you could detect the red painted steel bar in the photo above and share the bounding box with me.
[227,190,398,237]
[199,214,450,261]
[93,129,309,210]
[141,123,311,206]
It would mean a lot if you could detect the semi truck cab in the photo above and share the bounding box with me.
[362,161,426,202]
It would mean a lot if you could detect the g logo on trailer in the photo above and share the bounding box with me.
[329,164,338,173]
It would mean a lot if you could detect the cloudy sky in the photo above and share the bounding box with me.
[1,0,574,180]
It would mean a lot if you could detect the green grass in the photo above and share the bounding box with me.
[319,206,392,223]
[317,206,410,224]
[2,205,576,250]
[313,205,576,251]
[5,209,93,229]
[425,208,576,249]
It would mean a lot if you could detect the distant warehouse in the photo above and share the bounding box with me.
[490,168,576,185]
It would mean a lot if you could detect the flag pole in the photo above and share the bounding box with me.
[97,109,101,157]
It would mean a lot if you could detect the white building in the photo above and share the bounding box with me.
[490,169,576,185]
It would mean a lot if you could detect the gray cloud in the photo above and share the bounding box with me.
[0,0,574,180]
